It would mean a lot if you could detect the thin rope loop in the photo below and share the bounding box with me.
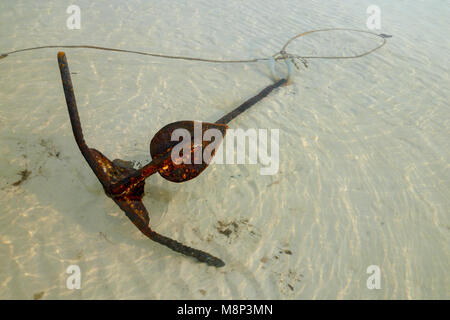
[0,28,389,63]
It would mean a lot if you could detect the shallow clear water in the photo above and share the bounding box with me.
[0,0,448,299]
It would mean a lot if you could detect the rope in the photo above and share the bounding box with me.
[280,28,388,60]
[0,28,390,65]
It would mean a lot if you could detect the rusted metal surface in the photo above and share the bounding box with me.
[215,78,286,125]
[58,51,285,268]
[58,52,225,267]
[150,120,227,182]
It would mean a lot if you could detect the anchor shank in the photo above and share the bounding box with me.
[215,78,286,125]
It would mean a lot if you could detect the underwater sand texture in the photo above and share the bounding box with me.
[0,0,448,299]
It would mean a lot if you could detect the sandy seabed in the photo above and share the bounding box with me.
[0,0,448,299]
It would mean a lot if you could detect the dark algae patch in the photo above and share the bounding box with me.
[33,291,45,300]
[216,220,239,238]
[12,169,31,186]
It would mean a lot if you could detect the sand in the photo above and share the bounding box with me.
[0,0,448,299]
